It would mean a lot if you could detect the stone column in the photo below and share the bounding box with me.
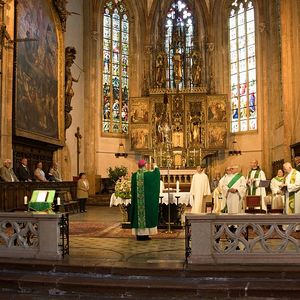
[81,0,100,194]
[281,0,300,158]
[0,1,14,160]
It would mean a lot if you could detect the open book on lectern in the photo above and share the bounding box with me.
[30,190,56,203]
[258,180,270,188]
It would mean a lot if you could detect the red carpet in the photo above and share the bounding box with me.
[69,221,184,239]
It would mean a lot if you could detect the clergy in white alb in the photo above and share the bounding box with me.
[246,160,267,212]
[213,167,232,213]
[270,169,285,210]
[222,166,247,214]
[190,166,211,213]
[283,162,300,215]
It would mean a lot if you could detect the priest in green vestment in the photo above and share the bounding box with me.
[130,159,160,241]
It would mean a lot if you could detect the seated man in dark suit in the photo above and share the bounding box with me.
[0,159,19,182]
[16,158,32,181]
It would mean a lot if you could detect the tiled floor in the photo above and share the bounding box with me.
[68,206,186,266]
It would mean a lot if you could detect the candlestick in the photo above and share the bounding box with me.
[57,197,61,206]
[199,148,202,164]
[176,180,180,193]
[24,196,28,205]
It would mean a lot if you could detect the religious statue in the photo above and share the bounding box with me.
[190,122,201,144]
[53,0,70,32]
[162,121,171,144]
[65,46,78,129]
[155,51,167,87]
[191,50,201,86]
[172,48,182,83]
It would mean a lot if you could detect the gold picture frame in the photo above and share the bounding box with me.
[130,98,150,124]
[14,0,64,145]
[207,95,227,122]
[130,124,150,150]
[207,123,227,149]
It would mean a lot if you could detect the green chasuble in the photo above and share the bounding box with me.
[130,167,160,229]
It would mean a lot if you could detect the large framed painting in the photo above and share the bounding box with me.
[14,0,63,145]
[130,98,149,124]
[207,123,227,149]
[130,125,150,150]
[207,95,227,122]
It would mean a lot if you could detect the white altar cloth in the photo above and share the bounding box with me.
[110,194,131,207]
[110,192,193,207]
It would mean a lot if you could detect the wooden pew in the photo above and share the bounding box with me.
[0,182,77,212]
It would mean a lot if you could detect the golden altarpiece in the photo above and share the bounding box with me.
[129,1,228,189]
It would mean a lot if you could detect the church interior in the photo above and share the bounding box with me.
[0,0,300,298]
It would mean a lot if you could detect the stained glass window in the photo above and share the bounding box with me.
[165,0,194,89]
[102,0,129,135]
[229,0,257,132]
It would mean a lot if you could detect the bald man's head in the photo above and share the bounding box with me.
[283,162,293,174]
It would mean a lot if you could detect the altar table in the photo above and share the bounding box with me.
[110,192,193,207]
[110,192,192,227]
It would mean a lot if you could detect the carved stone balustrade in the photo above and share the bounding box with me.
[0,212,64,260]
[186,213,300,265]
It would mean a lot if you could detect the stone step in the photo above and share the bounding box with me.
[87,194,111,206]
[1,260,300,299]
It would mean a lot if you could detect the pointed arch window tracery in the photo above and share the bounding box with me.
[229,0,257,132]
[102,0,129,135]
[164,0,194,89]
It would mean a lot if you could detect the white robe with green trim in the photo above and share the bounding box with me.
[222,173,247,214]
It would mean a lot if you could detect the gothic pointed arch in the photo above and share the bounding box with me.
[149,0,209,90]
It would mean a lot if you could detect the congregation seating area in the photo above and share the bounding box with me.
[0,181,78,213]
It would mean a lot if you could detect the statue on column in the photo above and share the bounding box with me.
[191,50,201,86]
[65,46,78,129]
[172,48,182,83]
[155,50,167,88]
[53,0,70,32]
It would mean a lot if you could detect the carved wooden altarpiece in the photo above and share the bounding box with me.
[130,93,228,168]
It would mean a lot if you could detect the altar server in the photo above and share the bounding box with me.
[270,169,285,209]
[213,167,232,213]
[190,165,211,213]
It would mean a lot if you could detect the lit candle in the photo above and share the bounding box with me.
[57,197,61,206]
[176,180,180,193]
[193,148,196,157]
[149,155,152,164]
[24,196,28,205]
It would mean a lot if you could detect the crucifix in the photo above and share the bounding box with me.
[75,126,82,175]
